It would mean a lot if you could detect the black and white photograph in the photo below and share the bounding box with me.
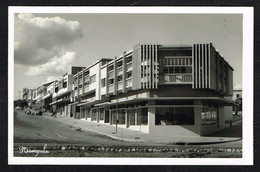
[8,7,253,165]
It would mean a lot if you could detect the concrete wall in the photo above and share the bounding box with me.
[223,106,233,121]
[209,44,217,90]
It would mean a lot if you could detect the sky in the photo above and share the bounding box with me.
[13,13,242,100]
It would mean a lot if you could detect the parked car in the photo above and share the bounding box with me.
[33,109,43,116]
[15,106,22,110]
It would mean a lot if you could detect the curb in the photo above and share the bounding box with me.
[173,138,242,145]
[56,118,146,143]
[48,116,242,146]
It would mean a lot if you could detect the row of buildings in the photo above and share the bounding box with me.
[22,43,237,136]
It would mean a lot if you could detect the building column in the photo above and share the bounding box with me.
[194,100,202,135]
[90,109,93,121]
[148,101,155,133]
[125,110,128,128]
[97,109,100,122]
[135,108,138,125]
[85,108,88,120]
[109,110,112,125]
[113,56,117,95]
[148,107,155,127]
[218,106,225,129]
[122,51,126,93]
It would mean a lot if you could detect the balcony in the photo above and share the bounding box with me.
[108,71,114,79]
[108,84,114,93]
[117,81,123,90]
[79,78,83,85]
[117,67,123,76]
[79,88,82,95]
[159,74,192,83]
[126,62,133,72]
[126,78,133,87]
[84,85,89,93]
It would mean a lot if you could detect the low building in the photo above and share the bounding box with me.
[232,89,242,116]
[70,43,235,136]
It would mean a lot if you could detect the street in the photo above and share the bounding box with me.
[13,109,242,158]
[14,109,146,147]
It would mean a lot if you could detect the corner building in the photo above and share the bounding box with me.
[71,43,234,136]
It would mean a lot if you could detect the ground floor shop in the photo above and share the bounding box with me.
[74,98,234,136]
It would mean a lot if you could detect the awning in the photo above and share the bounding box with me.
[98,97,237,107]
[55,90,71,98]
[77,100,106,107]
[35,98,42,103]
[42,93,52,100]
[49,98,70,105]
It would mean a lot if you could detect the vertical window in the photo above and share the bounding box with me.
[63,81,67,88]
[90,74,96,84]
[101,78,106,87]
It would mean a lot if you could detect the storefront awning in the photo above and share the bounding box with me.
[98,97,237,107]
[49,98,70,105]
[42,93,52,100]
[77,100,106,107]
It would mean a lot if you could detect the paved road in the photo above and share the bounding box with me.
[13,110,242,158]
[14,109,147,146]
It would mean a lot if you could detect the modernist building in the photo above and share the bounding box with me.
[50,67,85,116]
[69,43,235,136]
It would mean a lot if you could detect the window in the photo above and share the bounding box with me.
[55,87,58,93]
[63,81,67,88]
[100,109,104,120]
[201,106,218,125]
[108,79,114,85]
[101,78,106,87]
[155,107,194,125]
[90,74,96,84]
[117,75,122,82]
[127,71,132,78]
[117,61,123,67]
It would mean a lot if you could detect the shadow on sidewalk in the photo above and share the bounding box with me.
[206,125,242,138]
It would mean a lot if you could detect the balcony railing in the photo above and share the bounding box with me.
[117,67,123,76]
[108,71,114,79]
[108,84,114,93]
[79,79,83,85]
[126,78,133,87]
[117,81,123,90]
[159,74,192,83]
[79,88,82,95]
[126,62,133,72]
[84,85,89,93]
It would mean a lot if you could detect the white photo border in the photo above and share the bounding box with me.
[8,6,254,165]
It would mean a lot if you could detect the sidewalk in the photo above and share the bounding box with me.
[45,115,242,145]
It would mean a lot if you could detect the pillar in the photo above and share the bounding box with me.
[125,110,128,128]
[90,109,93,121]
[97,109,100,122]
[148,106,155,127]
[135,108,138,125]
[109,110,112,125]
[85,108,88,120]
[218,106,225,129]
